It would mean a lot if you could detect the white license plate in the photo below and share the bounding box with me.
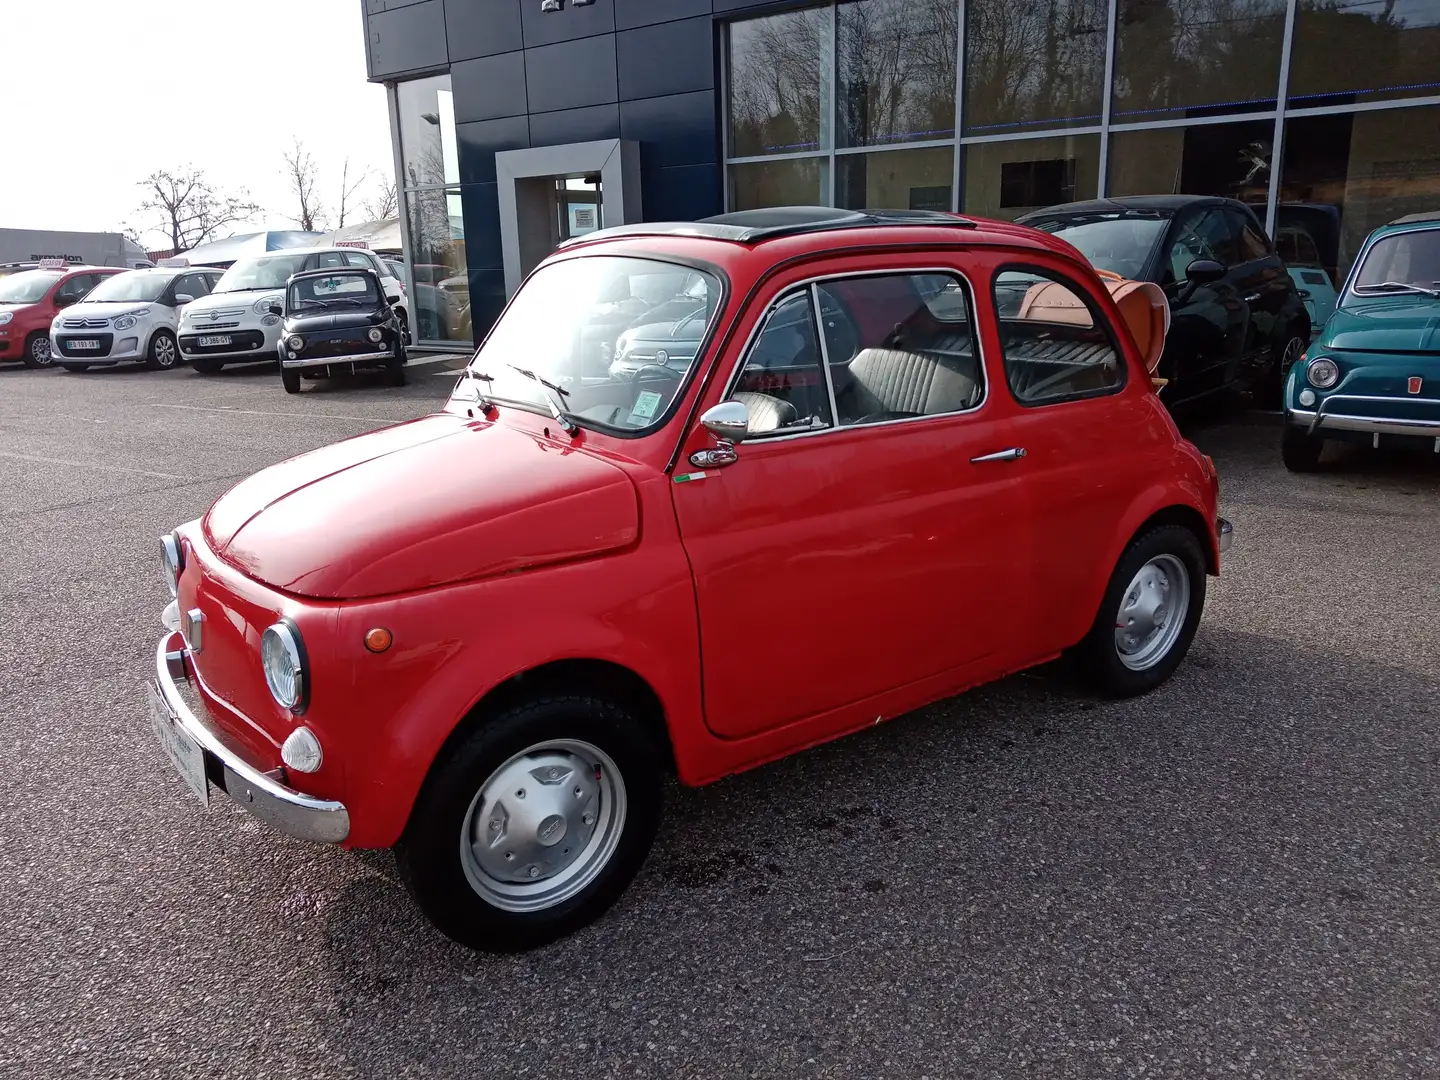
[67,339,99,350]
[198,335,232,347]
[149,683,209,805]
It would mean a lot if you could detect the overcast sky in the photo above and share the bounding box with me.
[1,1,392,249]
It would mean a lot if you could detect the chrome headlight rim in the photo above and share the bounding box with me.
[366,327,384,343]
[160,531,183,598]
[261,619,309,714]
[286,334,305,351]
[1306,355,1340,389]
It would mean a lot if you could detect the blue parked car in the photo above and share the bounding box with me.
[1282,211,1440,471]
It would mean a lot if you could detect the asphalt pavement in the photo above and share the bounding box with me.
[1,358,1437,1079]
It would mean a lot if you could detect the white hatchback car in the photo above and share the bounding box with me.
[50,265,224,371]
[179,247,409,373]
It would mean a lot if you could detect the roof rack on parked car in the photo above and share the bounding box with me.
[558,206,978,249]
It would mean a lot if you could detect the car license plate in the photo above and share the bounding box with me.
[198,335,232,347]
[148,683,209,805]
[67,339,99,350]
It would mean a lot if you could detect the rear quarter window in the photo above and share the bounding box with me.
[993,266,1126,406]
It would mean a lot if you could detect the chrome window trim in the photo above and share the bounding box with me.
[719,266,990,446]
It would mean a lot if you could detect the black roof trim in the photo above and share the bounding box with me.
[557,206,978,249]
[1389,211,1440,225]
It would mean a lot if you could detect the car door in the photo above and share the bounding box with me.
[1225,206,1295,366]
[53,273,95,311]
[671,263,1029,740]
[1159,208,1248,402]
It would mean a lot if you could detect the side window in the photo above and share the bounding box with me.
[343,251,372,269]
[176,274,209,300]
[206,272,225,291]
[1228,209,1272,263]
[994,268,1125,406]
[727,291,833,436]
[309,251,347,269]
[1165,209,1237,281]
[821,273,984,424]
[56,274,93,302]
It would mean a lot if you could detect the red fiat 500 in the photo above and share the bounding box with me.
[148,208,1233,951]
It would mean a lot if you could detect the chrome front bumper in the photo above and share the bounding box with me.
[1289,395,1440,440]
[151,630,350,843]
[1217,518,1234,554]
[281,350,394,369]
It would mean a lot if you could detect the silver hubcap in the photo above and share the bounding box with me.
[31,338,50,364]
[459,739,626,913]
[155,335,176,366]
[1114,554,1191,671]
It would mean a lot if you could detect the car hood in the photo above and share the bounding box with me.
[286,310,386,333]
[59,301,154,318]
[1323,299,1440,353]
[0,303,36,316]
[186,289,280,315]
[203,413,638,599]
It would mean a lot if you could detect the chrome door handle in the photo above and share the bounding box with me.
[970,447,1027,463]
[1244,292,1262,302]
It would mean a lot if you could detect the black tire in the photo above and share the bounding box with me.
[191,358,225,374]
[395,694,663,952]
[1281,424,1324,472]
[281,367,301,394]
[60,363,91,373]
[397,310,412,347]
[1073,524,1208,698]
[385,353,406,387]
[21,332,52,369]
[146,329,180,371]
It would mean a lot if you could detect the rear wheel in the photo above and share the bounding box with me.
[22,332,52,368]
[1074,524,1207,698]
[280,367,301,394]
[191,358,225,374]
[146,330,179,371]
[1281,424,1324,472]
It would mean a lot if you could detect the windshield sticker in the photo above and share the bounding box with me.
[314,276,367,295]
[628,389,664,424]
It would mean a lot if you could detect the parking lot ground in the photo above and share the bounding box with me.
[1,361,1438,1080]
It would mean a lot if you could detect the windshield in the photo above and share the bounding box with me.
[470,255,723,433]
[288,271,380,309]
[214,254,308,293]
[0,270,62,304]
[85,271,169,304]
[1029,214,1169,280]
[1349,229,1440,299]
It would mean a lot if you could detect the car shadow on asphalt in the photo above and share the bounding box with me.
[309,629,1440,1075]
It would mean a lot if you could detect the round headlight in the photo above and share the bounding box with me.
[367,327,383,343]
[114,316,137,331]
[262,314,281,327]
[0,312,12,326]
[286,334,305,351]
[160,532,183,597]
[261,621,308,712]
[1307,356,1340,389]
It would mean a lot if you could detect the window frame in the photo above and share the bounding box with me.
[721,266,989,444]
[991,261,1130,409]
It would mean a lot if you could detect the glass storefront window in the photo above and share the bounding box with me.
[1288,0,1440,108]
[728,8,829,157]
[397,75,459,189]
[1279,106,1440,282]
[837,146,954,210]
[1106,120,1276,212]
[962,133,1100,220]
[836,0,957,147]
[730,157,829,210]
[404,187,471,345]
[1111,0,1286,122]
[964,0,1107,134]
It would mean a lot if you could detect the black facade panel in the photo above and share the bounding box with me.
[444,0,523,60]
[521,0,615,47]
[466,266,509,336]
[529,104,622,146]
[615,0,713,30]
[460,182,504,269]
[616,17,714,102]
[620,90,719,168]
[366,0,448,78]
[642,162,723,221]
[456,115,531,185]
[452,51,527,121]
[524,35,619,113]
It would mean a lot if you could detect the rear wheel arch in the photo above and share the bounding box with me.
[1130,504,1216,575]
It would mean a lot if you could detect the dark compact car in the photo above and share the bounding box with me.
[1017,196,1310,407]
[270,267,407,393]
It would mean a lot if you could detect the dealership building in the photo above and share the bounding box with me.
[361,0,1440,347]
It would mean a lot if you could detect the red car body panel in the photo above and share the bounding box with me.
[0,265,124,361]
[170,217,1222,850]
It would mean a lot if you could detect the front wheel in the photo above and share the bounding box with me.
[1073,524,1207,698]
[280,367,301,394]
[395,695,663,952]
[1281,425,1324,472]
[385,354,406,387]
[146,330,180,370]
[1257,333,1305,409]
[22,332,52,368]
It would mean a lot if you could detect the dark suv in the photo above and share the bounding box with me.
[1017,195,1310,407]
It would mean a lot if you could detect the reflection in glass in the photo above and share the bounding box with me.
[836,0,957,147]
[837,146,955,210]
[730,158,828,210]
[1289,0,1440,107]
[1107,120,1275,209]
[404,187,471,344]
[965,0,1107,133]
[398,76,459,189]
[728,9,828,157]
[1111,0,1286,121]
[962,133,1100,219]
[1279,107,1440,280]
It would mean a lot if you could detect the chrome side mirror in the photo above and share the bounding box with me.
[690,400,749,468]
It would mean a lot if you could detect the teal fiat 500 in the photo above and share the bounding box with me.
[1282,212,1440,471]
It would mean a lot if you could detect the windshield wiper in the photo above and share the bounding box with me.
[1354,280,1440,298]
[505,364,577,435]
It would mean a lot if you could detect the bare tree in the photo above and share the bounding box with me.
[335,159,370,229]
[130,168,261,253]
[283,138,327,232]
[361,180,399,221]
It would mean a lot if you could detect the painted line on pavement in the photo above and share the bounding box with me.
[0,450,185,480]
